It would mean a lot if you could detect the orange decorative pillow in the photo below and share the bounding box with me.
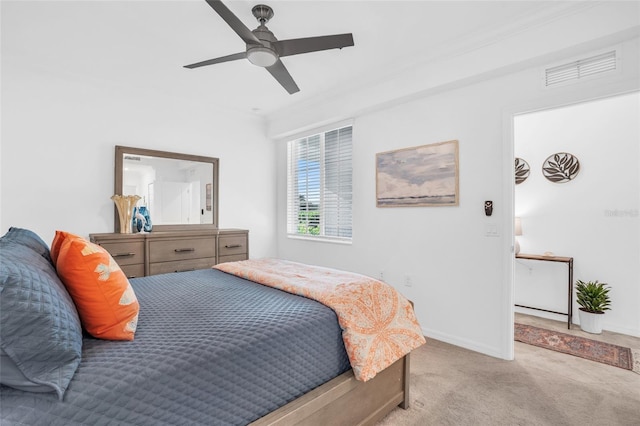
[50,230,72,265]
[54,231,139,341]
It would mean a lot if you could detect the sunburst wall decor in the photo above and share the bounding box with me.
[515,157,530,185]
[542,152,580,183]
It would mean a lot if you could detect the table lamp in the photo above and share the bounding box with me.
[515,217,523,255]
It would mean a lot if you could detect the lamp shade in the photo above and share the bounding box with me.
[246,46,278,67]
[514,217,523,236]
[514,217,522,254]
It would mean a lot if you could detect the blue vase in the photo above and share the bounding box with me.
[133,206,153,233]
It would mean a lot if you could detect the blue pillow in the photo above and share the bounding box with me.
[1,227,53,265]
[0,350,54,393]
[0,231,82,400]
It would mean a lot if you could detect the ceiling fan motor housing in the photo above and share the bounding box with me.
[251,25,277,47]
[247,25,278,67]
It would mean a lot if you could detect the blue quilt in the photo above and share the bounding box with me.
[0,269,350,425]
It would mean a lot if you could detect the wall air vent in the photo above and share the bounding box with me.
[544,50,617,87]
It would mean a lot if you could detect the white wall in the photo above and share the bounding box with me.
[0,9,276,258]
[515,93,640,336]
[2,1,639,360]
[273,35,640,357]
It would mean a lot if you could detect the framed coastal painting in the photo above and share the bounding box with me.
[376,140,459,207]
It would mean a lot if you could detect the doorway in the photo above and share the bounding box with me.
[512,92,640,345]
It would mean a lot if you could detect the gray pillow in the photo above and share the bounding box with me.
[0,350,54,393]
[0,234,82,400]
[2,227,53,265]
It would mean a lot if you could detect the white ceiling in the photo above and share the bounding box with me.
[1,1,603,117]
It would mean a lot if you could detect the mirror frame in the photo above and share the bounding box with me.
[115,145,219,232]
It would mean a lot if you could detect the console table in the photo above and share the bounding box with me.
[515,253,574,329]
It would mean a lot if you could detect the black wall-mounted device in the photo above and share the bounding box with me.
[484,201,493,216]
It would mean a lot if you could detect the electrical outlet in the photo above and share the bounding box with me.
[378,271,385,282]
[404,274,412,287]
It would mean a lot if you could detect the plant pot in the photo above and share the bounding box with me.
[578,308,604,334]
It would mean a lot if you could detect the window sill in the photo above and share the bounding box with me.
[287,234,352,245]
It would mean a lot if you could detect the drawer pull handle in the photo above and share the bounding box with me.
[174,248,195,253]
[224,244,242,249]
[113,252,135,258]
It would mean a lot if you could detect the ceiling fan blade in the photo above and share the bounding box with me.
[184,52,247,69]
[266,60,300,94]
[274,34,354,57]
[205,0,260,45]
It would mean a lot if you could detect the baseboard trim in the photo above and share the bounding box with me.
[422,328,505,360]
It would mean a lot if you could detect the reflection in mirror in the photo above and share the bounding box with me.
[115,146,219,232]
[122,156,213,225]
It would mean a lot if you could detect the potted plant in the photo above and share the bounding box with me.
[575,280,611,334]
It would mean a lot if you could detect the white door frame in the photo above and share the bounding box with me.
[501,87,639,360]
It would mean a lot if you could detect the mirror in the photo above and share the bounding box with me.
[115,146,219,232]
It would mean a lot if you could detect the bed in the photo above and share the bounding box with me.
[0,228,424,425]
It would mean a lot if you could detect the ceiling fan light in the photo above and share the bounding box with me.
[246,46,277,67]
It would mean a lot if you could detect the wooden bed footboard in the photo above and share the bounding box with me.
[250,353,410,426]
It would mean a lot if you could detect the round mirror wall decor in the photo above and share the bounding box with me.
[542,152,580,183]
[515,158,530,185]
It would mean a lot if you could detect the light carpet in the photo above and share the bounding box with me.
[377,338,640,425]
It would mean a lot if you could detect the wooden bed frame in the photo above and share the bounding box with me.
[251,354,410,426]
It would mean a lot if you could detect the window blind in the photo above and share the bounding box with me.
[287,125,353,241]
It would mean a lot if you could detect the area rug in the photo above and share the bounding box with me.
[514,323,639,373]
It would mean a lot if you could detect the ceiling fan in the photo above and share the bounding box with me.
[184,0,354,94]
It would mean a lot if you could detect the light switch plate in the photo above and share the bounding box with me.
[484,223,499,237]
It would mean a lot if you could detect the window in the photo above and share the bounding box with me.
[287,125,353,242]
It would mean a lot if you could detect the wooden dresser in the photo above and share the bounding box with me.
[89,229,248,278]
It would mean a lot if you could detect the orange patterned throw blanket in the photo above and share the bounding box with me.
[214,258,426,381]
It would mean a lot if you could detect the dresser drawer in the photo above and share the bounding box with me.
[99,241,145,266]
[218,235,248,257]
[120,263,145,279]
[149,257,216,275]
[218,254,248,264]
[90,229,247,278]
[149,237,215,263]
